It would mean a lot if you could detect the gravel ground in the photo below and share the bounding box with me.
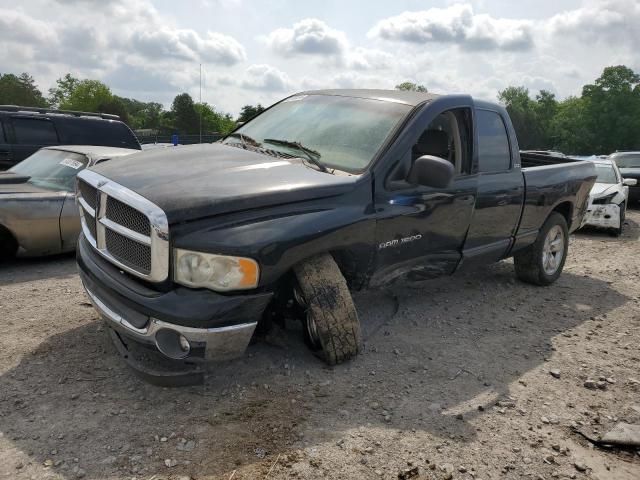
[1,212,640,480]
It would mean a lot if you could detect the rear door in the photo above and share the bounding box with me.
[9,116,60,163]
[462,108,524,265]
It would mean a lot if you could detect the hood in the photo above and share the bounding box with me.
[619,167,640,178]
[589,183,619,198]
[90,143,361,224]
[0,171,31,185]
[0,182,62,196]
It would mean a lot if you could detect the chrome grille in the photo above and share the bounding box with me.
[106,197,151,236]
[76,170,169,282]
[105,229,151,273]
[84,210,97,240]
[78,180,97,210]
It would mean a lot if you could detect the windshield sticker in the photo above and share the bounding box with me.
[59,158,84,169]
[283,95,307,103]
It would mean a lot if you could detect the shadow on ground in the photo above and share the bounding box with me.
[0,252,76,287]
[0,262,630,479]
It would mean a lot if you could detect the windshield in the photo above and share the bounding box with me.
[610,153,640,168]
[223,94,411,173]
[594,164,618,184]
[10,149,88,191]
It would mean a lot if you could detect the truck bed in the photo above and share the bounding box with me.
[520,151,584,167]
[515,155,596,248]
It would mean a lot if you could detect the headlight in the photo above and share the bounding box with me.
[592,193,617,205]
[173,249,259,291]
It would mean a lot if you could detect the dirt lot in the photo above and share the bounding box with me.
[1,213,639,480]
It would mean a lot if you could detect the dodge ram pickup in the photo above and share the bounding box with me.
[75,89,596,385]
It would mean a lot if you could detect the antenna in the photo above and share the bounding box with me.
[199,63,203,143]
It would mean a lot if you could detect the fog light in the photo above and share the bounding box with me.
[179,334,190,353]
[155,328,191,359]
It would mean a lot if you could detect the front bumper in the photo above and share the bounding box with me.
[77,234,273,379]
[582,203,621,229]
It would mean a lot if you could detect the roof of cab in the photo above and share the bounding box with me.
[299,89,442,106]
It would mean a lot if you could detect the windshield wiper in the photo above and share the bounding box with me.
[225,132,261,148]
[262,138,328,172]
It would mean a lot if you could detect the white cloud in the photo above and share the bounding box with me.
[264,18,348,56]
[240,64,293,91]
[368,3,534,51]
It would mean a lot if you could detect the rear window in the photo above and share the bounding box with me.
[60,119,141,149]
[13,118,59,145]
[477,110,511,172]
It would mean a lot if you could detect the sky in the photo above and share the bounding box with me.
[1,0,639,116]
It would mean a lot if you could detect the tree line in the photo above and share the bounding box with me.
[0,72,265,136]
[1,66,638,154]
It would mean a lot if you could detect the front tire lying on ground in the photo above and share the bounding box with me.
[294,253,362,365]
[514,212,569,286]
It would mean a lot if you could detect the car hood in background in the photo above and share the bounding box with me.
[0,171,31,185]
[589,183,620,198]
[0,182,65,196]
[90,143,361,224]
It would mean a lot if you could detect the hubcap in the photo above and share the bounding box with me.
[542,225,565,275]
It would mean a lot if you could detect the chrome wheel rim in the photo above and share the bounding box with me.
[542,225,565,275]
[294,286,321,347]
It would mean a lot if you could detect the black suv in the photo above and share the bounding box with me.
[0,106,141,169]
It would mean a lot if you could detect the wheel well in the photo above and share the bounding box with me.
[0,224,19,257]
[552,201,572,227]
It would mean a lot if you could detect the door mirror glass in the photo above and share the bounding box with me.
[623,178,637,186]
[407,155,455,188]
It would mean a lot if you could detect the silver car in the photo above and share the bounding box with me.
[0,145,138,257]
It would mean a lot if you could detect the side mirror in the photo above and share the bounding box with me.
[407,155,455,188]
[623,178,637,186]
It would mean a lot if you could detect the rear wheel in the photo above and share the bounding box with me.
[293,253,361,365]
[514,212,569,286]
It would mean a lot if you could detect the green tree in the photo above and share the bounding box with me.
[237,104,265,123]
[395,81,427,92]
[48,73,79,108]
[60,79,113,112]
[171,93,199,134]
[97,97,130,124]
[498,86,542,149]
[580,65,640,153]
[195,103,236,135]
[0,73,48,107]
[550,97,587,154]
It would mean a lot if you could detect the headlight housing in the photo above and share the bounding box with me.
[173,249,259,291]
[592,193,617,205]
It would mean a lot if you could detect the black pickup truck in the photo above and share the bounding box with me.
[75,89,596,383]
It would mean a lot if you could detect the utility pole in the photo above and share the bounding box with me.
[199,63,203,143]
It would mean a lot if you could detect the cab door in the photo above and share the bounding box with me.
[462,108,524,266]
[372,100,478,284]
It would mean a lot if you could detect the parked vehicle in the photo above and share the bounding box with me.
[75,89,596,384]
[580,159,636,236]
[0,145,138,257]
[0,106,141,169]
[609,151,640,202]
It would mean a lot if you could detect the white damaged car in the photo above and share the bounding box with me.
[581,159,637,236]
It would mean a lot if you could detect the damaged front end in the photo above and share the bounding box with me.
[581,193,622,230]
